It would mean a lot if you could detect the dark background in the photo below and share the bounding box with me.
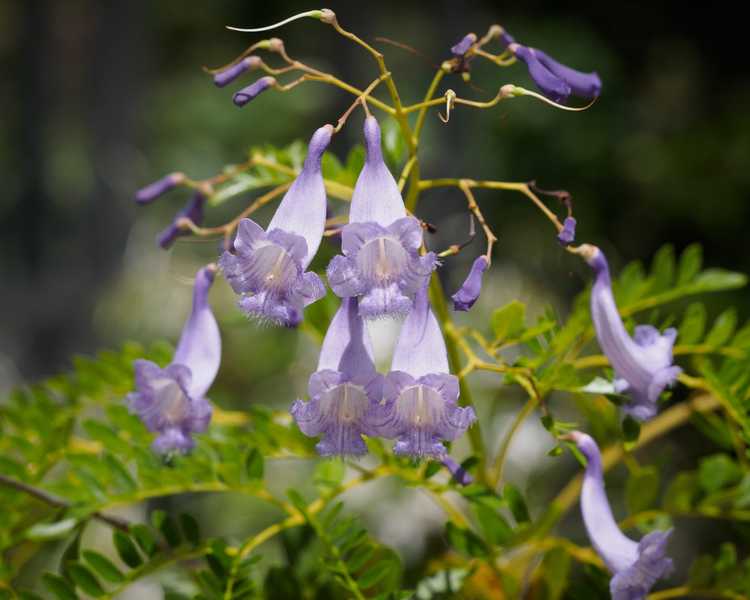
[1,0,748,382]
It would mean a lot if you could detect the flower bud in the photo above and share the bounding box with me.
[557,216,577,246]
[135,172,185,204]
[157,192,205,249]
[451,33,477,57]
[213,56,261,88]
[232,76,275,107]
[451,256,489,312]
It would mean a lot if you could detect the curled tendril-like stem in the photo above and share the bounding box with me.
[439,89,457,123]
[226,10,326,33]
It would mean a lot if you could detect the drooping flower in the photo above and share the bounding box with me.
[233,76,276,107]
[219,125,332,327]
[583,245,681,421]
[370,287,476,457]
[451,33,477,57]
[569,431,674,599]
[327,117,437,318]
[451,256,489,312]
[501,32,601,102]
[157,192,206,249]
[135,172,185,204]
[291,297,383,456]
[213,56,262,88]
[557,216,577,246]
[127,265,221,453]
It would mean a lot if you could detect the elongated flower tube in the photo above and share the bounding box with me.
[135,172,185,204]
[583,245,681,421]
[451,33,476,57]
[127,266,221,453]
[451,256,489,311]
[213,56,261,88]
[220,125,332,326]
[569,431,674,599]
[327,117,437,318]
[371,287,476,457]
[233,76,275,107]
[291,297,383,456]
[158,192,206,249]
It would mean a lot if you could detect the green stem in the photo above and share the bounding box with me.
[487,393,539,488]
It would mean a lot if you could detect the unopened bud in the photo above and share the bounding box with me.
[135,172,185,204]
[213,56,261,88]
[319,9,337,24]
[233,76,276,107]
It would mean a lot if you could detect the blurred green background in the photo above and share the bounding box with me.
[2,0,749,595]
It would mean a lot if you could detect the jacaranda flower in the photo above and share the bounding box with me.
[451,256,489,311]
[128,265,221,454]
[504,35,601,103]
[451,33,476,57]
[291,297,383,456]
[220,125,332,327]
[370,287,476,457]
[583,245,681,421]
[327,117,437,318]
[213,56,261,88]
[233,76,276,107]
[441,456,473,486]
[557,216,577,246]
[158,192,206,249]
[569,431,674,599]
[135,172,185,204]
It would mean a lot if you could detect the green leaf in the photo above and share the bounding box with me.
[663,472,699,512]
[687,555,715,587]
[699,454,742,493]
[705,309,738,347]
[678,303,706,345]
[152,510,182,547]
[42,574,78,600]
[68,564,104,597]
[622,416,641,446]
[475,505,513,546]
[690,269,747,294]
[542,547,571,600]
[444,522,488,558]
[650,245,675,293]
[492,301,526,341]
[245,447,264,480]
[677,244,702,285]
[503,484,531,524]
[82,551,124,583]
[314,459,345,489]
[626,466,660,514]
[130,524,158,557]
[26,518,79,541]
[381,117,407,167]
[264,566,303,600]
[113,530,142,568]
[179,513,201,546]
[287,489,308,516]
[357,558,393,589]
[103,453,137,493]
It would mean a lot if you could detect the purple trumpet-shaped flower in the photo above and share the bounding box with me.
[584,245,681,421]
[557,216,577,246]
[451,33,477,57]
[233,76,275,107]
[213,56,261,88]
[135,172,185,204]
[371,287,476,457]
[127,266,221,453]
[220,125,332,327]
[291,297,383,456]
[508,42,601,103]
[158,192,206,249]
[569,431,674,599]
[451,256,489,312]
[327,117,437,318]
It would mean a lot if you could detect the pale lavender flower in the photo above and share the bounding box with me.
[557,216,577,246]
[135,172,185,204]
[451,33,476,57]
[291,297,383,456]
[584,245,681,421]
[128,266,221,453]
[213,56,261,88]
[451,256,489,311]
[570,431,674,599]
[220,125,332,326]
[371,287,476,457]
[327,117,436,318]
[233,76,276,107]
[158,192,206,249]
